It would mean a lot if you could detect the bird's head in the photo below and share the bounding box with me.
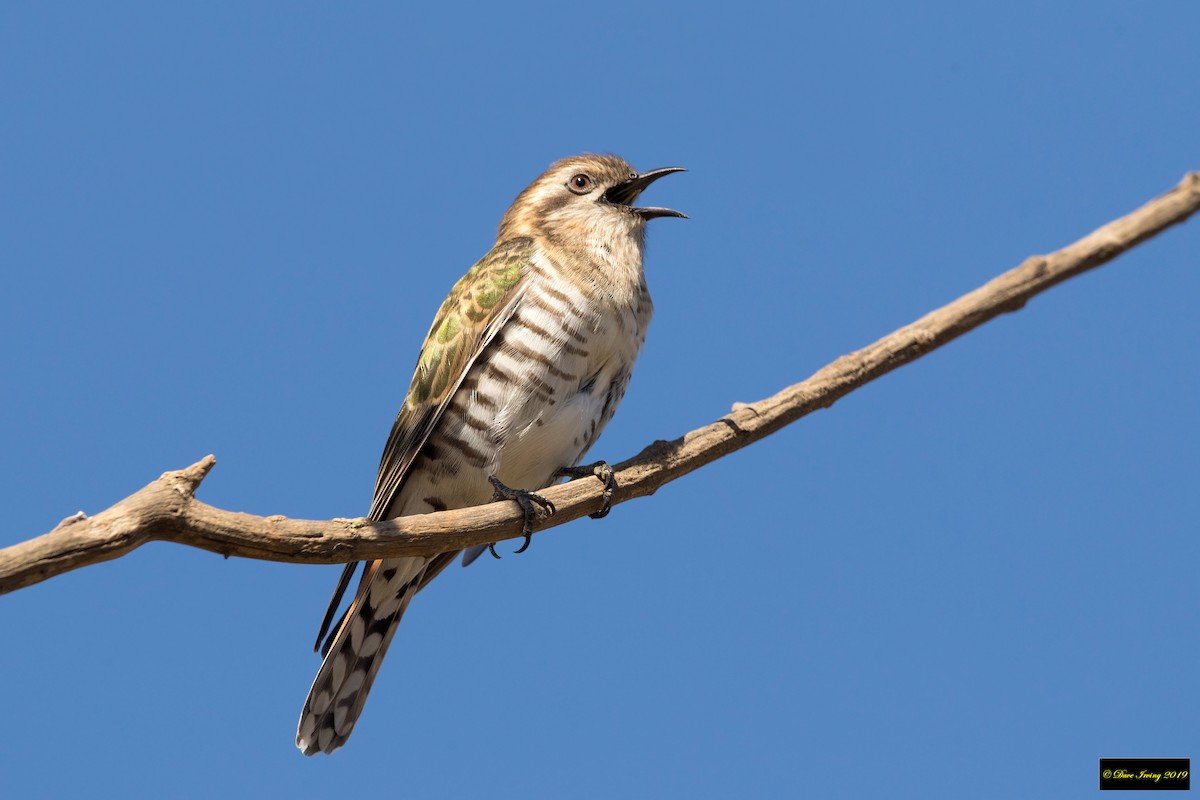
[498,154,685,243]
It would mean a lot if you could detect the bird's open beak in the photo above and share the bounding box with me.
[603,167,687,219]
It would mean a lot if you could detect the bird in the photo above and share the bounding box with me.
[296,154,685,755]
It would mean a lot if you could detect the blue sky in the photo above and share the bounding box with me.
[2,3,1197,797]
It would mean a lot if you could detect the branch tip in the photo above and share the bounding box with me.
[163,455,217,497]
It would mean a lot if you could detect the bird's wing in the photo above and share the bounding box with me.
[367,236,535,521]
[312,237,535,652]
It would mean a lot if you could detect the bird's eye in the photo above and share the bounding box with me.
[567,173,594,194]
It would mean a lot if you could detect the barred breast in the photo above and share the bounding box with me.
[400,246,652,517]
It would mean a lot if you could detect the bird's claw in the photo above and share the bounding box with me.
[555,460,618,519]
[487,475,556,557]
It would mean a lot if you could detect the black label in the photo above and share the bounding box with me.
[1100,758,1190,790]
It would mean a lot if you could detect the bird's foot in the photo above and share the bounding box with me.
[487,475,556,558]
[555,460,618,519]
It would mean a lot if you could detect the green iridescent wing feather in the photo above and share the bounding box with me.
[368,236,532,521]
[313,237,533,653]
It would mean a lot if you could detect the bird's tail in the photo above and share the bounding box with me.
[296,555,429,755]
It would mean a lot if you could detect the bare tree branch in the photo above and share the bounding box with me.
[3,172,1197,595]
